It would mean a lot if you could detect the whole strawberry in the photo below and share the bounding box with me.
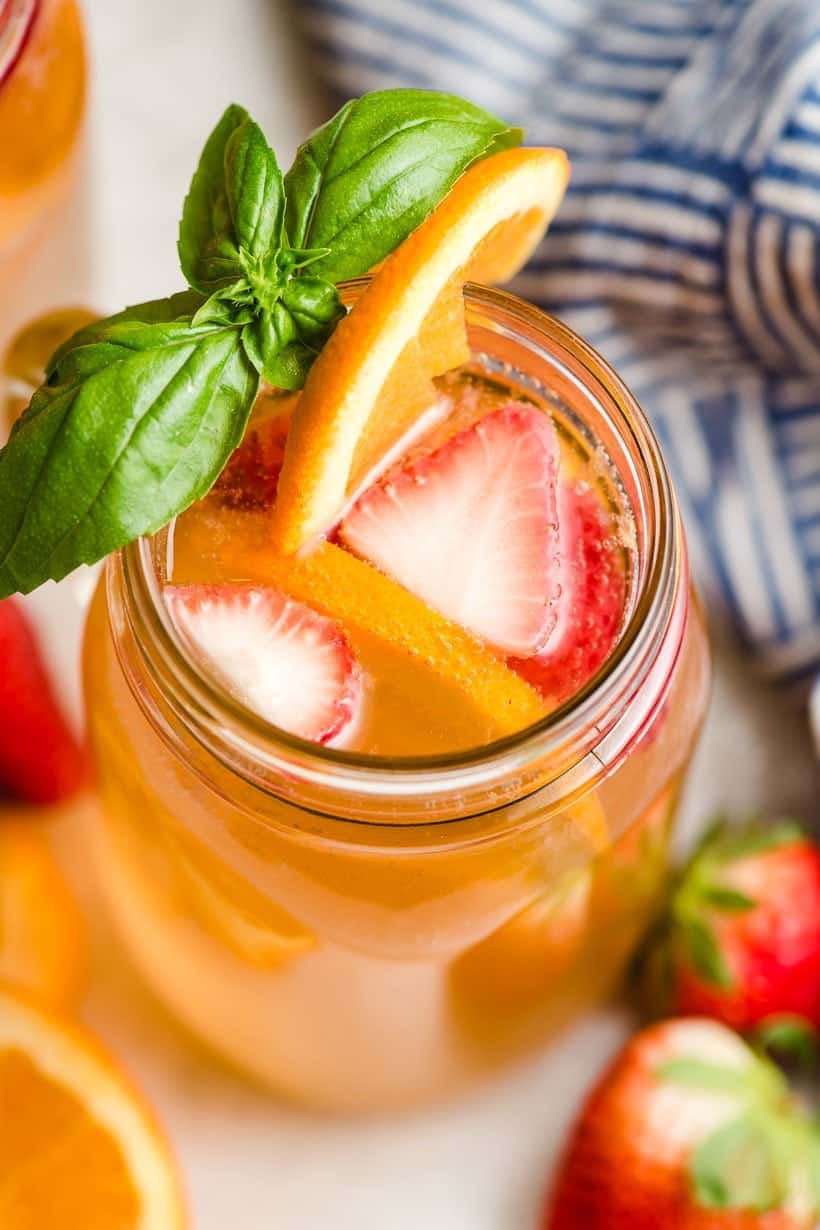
[0,597,85,803]
[640,821,820,1034]
[545,1018,820,1230]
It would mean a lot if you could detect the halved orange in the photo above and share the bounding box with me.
[0,818,86,1010]
[0,984,186,1227]
[271,146,570,552]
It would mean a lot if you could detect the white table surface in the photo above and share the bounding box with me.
[13,2,820,1226]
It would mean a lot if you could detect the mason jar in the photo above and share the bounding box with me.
[83,283,710,1112]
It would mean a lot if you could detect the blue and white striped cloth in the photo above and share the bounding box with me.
[300,0,820,685]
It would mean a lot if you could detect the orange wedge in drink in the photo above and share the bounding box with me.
[271,146,570,552]
[0,818,86,1010]
[0,985,186,1227]
[173,511,548,738]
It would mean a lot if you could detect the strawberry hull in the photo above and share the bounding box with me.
[545,1019,817,1230]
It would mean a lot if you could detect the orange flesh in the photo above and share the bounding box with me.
[0,1049,140,1229]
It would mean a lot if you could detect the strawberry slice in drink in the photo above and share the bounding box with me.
[211,396,291,511]
[341,404,563,657]
[164,585,362,747]
[511,483,627,703]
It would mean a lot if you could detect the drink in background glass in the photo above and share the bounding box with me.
[0,0,86,328]
[80,282,710,1111]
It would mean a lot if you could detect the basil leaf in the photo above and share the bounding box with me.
[224,118,284,265]
[241,279,343,390]
[46,291,205,377]
[178,104,248,292]
[284,89,523,282]
[281,276,344,343]
[0,308,258,596]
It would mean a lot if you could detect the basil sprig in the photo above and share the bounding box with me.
[0,90,522,596]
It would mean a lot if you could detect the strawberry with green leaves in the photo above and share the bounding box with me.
[545,1018,820,1230]
[641,821,820,1035]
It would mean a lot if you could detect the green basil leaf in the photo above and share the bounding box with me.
[0,308,258,596]
[284,88,523,283]
[241,279,344,390]
[691,1116,784,1211]
[224,117,284,264]
[45,291,205,378]
[178,104,248,293]
[281,276,344,342]
[241,304,312,391]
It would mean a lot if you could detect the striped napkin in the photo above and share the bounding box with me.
[299,0,820,686]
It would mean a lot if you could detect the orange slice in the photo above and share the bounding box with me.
[271,146,570,552]
[0,818,86,1010]
[0,985,186,1228]
[174,526,548,738]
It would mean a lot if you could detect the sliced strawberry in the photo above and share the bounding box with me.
[639,820,820,1035]
[211,401,290,511]
[546,1017,818,1230]
[341,404,562,656]
[0,597,85,804]
[511,483,626,703]
[164,585,361,747]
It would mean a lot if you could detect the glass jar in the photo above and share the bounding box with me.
[83,283,710,1112]
[0,0,86,296]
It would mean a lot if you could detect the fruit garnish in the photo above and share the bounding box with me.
[0,818,86,1009]
[271,146,570,552]
[0,0,38,90]
[164,584,362,747]
[211,390,292,510]
[341,404,562,656]
[639,819,820,1036]
[170,523,546,738]
[0,91,525,597]
[511,484,627,702]
[0,984,186,1228]
[546,1017,820,1229]
[0,597,85,803]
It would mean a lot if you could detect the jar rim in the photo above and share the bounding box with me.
[115,280,683,819]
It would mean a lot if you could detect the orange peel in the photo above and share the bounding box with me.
[271,146,570,552]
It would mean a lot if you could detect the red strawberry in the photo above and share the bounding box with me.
[0,597,85,804]
[511,482,627,703]
[212,399,290,511]
[164,585,361,747]
[546,1017,819,1230]
[640,821,820,1035]
[341,404,562,656]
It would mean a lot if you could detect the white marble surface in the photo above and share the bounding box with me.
[14,2,820,1227]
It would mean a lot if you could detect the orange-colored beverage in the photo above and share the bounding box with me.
[0,0,86,320]
[82,285,710,1110]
